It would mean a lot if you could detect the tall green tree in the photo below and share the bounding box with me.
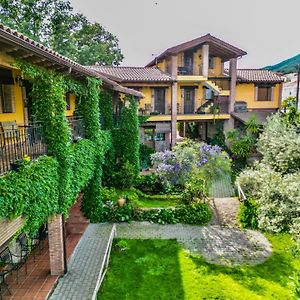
[0,0,124,65]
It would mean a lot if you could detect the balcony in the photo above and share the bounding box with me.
[177,66,193,75]
[0,123,47,175]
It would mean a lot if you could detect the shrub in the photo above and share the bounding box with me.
[135,203,211,225]
[151,140,231,189]
[135,174,164,194]
[102,203,135,222]
[97,189,211,225]
[258,113,300,174]
[239,198,258,229]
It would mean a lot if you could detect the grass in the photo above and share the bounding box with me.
[98,234,300,300]
[137,197,178,208]
[103,187,182,208]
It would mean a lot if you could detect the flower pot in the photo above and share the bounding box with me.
[10,162,23,172]
[118,197,126,207]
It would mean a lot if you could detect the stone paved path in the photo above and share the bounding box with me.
[209,197,240,227]
[49,224,114,300]
[116,222,272,266]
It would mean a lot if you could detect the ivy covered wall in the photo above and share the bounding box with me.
[0,61,141,234]
[99,92,140,188]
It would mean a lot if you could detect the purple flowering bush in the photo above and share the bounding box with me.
[151,140,231,195]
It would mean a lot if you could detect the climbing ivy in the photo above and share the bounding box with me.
[0,60,109,233]
[17,60,73,212]
[112,96,140,188]
[99,89,114,130]
[0,156,60,236]
[0,60,140,234]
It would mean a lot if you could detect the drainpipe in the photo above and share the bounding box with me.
[296,64,300,111]
[62,214,68,274]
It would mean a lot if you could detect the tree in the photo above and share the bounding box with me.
[0,0,124,65]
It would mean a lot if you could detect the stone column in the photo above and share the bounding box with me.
[202,44,209,78]
[48,215,65,276]
[171,55,178,148]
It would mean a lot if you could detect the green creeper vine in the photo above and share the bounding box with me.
[0,60,140,234]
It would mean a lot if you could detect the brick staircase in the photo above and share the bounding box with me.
[65,193,89,235]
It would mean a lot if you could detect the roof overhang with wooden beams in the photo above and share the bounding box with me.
[146,33,247,67]
[0,23,143,98]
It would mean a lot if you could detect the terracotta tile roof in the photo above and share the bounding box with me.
[146,33,247,66]
[0,23,143,98]
[88,66,175,83]
[236,69,284,83]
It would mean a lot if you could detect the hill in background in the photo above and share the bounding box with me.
[265,54,300,74]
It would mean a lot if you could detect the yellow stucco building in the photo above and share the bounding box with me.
[91,34,283,150]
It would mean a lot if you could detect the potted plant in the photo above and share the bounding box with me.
[210,104,220,115]
[10,155,30,172]
[117,196,126,207]
[150,111,160,115]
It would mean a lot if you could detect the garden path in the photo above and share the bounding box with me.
[49,224,115,300]
[209,173,235,198]
[209,197,240,227]
[116,222,272,266]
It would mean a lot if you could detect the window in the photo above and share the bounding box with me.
[0,84,14,113]
[65,93,71,110]
[257,85,273,101]
[183,51,193,74]
[155,133,165,141]
[144,129,165,141]
[144,128,155,141]
[209,56,214,69]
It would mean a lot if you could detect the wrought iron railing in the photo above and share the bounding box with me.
[0,123,47,175]
[67,116,85,141]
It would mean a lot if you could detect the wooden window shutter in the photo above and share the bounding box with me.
[151,88,155,112]
[271,87,275,101]
[1,84,15,113]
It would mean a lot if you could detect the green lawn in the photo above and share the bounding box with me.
[137,197,179,208]
[98,234,300,300]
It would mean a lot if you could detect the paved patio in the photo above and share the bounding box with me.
[1,233,85,300]
[115,222,272,266]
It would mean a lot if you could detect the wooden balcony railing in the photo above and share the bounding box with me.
[0,123,47,175]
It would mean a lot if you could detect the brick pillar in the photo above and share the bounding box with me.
[48,214,65,276]
[202,44,209,78]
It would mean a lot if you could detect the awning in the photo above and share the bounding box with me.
[231,111,276,125]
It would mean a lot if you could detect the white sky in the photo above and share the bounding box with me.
[69,0,299,68]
